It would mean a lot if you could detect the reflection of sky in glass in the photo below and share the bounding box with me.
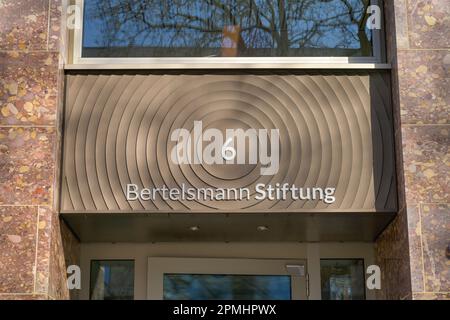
[163,274,291,300]
[82,0,373,57]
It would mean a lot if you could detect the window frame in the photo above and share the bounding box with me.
[70,0,387,68]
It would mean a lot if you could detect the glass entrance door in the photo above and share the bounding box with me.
[147,258,307,300]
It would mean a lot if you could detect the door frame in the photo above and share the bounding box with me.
[147,257,308,300]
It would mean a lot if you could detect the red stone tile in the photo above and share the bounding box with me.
[34,206,52,294]
[48,0,63,52]
[36,206,80,300]
[0,206,37,294]
[394,126,407,212]
[376,209,410,258]
[0,294,49,300]
[397,50,450,125]
[0,127,55,205]
[394,1,410,49]
[402,126,449,204]
[58,220,80,300]
[0,0,49,51]
[413,292,450,300]
[382,257,412,299]
[407,0,450,49]
[48,209,70,300]
[406,205,425,292]
[421,204,450,292]
[375,209,412,299]
[0,51,58,126]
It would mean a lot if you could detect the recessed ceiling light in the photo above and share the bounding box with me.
[257,225,269,232]
[189,226,200,232]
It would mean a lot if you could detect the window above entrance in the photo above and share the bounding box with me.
[70,0,386,66]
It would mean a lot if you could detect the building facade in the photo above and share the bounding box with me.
[0,0,448,300]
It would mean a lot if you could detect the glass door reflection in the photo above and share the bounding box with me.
[163,274,291,300]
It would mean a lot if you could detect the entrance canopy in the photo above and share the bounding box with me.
[61,71,397,242]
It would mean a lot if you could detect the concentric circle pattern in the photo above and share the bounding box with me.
[61,72,397,213]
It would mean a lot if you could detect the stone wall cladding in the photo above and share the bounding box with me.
[0,0,79,300]
[376,0,450,300]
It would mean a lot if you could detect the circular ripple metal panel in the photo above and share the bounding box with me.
[61,72,397,213]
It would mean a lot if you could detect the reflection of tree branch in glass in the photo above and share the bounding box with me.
[82,0,374,58]
[340,0,371,56]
